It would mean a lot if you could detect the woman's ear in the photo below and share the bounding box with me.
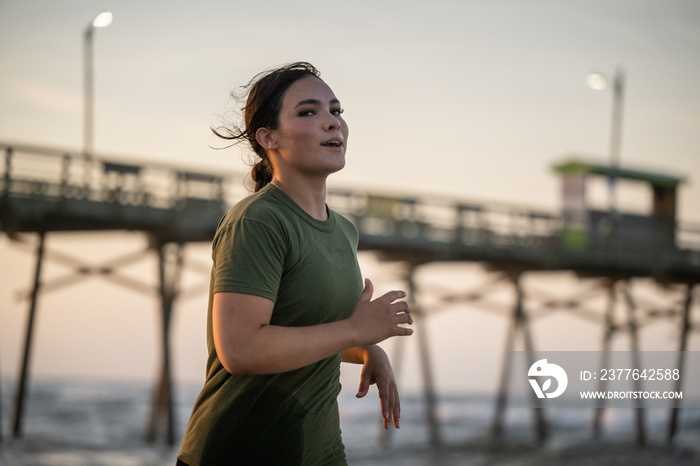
[255,127,278,150]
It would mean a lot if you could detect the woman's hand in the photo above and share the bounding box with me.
[347,279,413,346]
[213,278,412,375]
[354,345,402,429]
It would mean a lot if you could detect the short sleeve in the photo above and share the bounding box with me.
[212,217,286,302]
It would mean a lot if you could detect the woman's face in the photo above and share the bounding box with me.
[263,76,349,179]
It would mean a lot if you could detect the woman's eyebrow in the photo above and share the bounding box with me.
[295,98,341,108]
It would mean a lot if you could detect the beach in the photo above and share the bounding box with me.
[1,379,698,465]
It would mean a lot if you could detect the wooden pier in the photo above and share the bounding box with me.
[1,142,698,447]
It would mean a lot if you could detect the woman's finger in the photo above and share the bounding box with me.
[392,389,401,428]
[379,290,407,304]
[390,301,410,314]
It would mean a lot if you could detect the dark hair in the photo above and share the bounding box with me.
[213,62,322,192]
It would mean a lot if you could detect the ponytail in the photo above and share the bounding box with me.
[251,159,273,192]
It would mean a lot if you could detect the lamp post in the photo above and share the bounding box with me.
[83,11,113,184]
[587,66,625,215]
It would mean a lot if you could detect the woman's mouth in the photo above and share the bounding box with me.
[321,139,343,148]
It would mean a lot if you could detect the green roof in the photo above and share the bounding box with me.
[553,158,686,188]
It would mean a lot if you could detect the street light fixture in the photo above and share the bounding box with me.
[587,66,626,214]
[92,11,113,28]
[83,11,113,184]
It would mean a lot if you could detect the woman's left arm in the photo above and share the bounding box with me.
[342,345,401,429]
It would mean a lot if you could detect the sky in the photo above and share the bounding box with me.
[1,0,699,400]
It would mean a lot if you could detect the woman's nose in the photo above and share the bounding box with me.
[325,112,341,131]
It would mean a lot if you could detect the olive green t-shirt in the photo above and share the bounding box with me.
[178,184,363,466]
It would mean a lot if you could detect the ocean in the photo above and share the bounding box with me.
[1,378,699,465]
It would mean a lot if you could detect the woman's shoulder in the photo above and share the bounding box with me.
[212,189,292,251]
[330,209,359,239]
[331,210,355,229]
[220,188,286,228]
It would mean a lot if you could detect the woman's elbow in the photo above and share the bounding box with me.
[218,350,256,375]
[213,328,258,374]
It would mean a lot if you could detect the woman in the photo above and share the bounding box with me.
[176,62,413,466]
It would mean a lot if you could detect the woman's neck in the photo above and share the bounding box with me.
[270,175,328,220]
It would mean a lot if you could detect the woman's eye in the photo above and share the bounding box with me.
[332,108,344,116]
[298,109,315,116]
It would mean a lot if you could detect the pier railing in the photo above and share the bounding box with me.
[2,142,700,270]
[1,142,244,211]
[0,143,561,247]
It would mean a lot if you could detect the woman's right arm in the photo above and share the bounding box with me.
[213,279,412,375]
